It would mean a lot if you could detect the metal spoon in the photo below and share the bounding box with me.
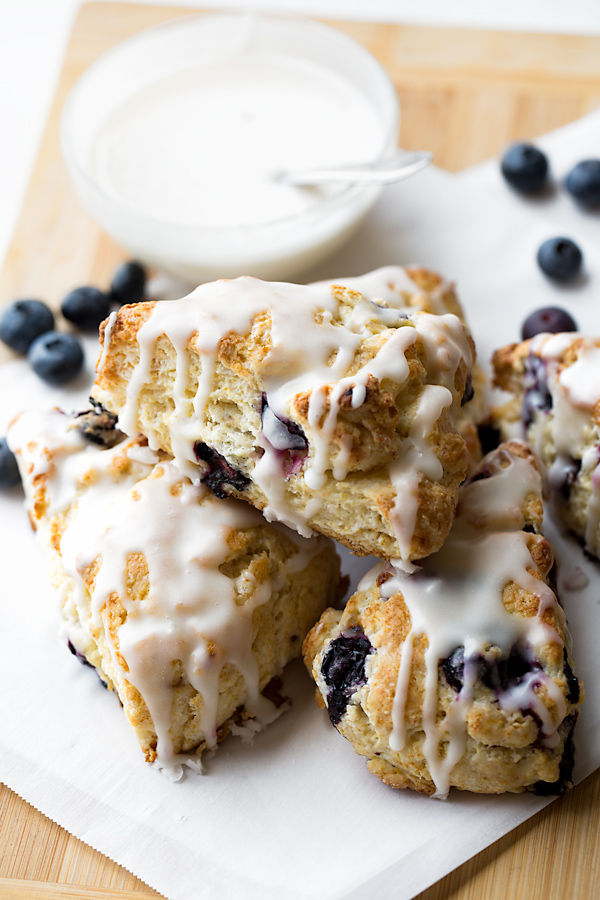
[275,149,433,187]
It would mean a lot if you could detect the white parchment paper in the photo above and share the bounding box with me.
[1,109,600,900]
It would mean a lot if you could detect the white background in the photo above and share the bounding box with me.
[1,0,600,276]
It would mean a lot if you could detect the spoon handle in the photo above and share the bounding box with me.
[276,149,433,186]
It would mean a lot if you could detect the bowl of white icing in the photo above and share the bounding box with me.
[60,12,400,283]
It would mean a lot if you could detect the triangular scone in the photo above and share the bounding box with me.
[93,272,474,561]
[493,332,600,560]
[9,406,340,772]
[303,441,583,797]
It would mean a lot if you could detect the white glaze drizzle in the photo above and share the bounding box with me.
[364,445,567,798]
[8,409,149,519]
[313,265,453,316]
[98,274,472,558]
[10,409,325,769]
[387,384,452,559]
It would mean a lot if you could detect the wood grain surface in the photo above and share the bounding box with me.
[1,3,600,898]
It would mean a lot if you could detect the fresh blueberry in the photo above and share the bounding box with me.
[501,143,549,194]
[321,628,373,725]
[0,299,55,354]
[537,238,583,282]
[0,437,20,488]
[565,159,600,209]
[521,307,578,340]
[110,261,147,306]
[28,331,84,384]
[194,442,250,498]
[61,286,111,330]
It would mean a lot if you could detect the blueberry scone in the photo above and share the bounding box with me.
[303,441,583,797]
[493,332,600,560]
[9,406,340,772]
[93,273,474,561]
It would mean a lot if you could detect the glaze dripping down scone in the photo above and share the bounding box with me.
[8,407,340,772]
[303,441,583,797]
[492,331,600,560]
[312,265,488,468]
[93,269,474,561]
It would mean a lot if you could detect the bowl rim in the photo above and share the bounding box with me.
[59,9,400,236]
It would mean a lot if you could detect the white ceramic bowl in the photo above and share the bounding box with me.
[61,13,399,284]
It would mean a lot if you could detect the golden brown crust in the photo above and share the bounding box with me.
[404,267,464,322]
[292,375,400,472]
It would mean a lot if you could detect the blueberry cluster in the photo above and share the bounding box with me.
[501,143,600,210]
[501,143,599,285]
[500,143,599,340]
[0,260,147,381]
[0,261,147,490]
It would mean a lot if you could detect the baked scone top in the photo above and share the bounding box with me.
[95,272,474,559]
[9,408,334,767]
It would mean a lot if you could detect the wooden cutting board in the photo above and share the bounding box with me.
[1,3,600,898]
